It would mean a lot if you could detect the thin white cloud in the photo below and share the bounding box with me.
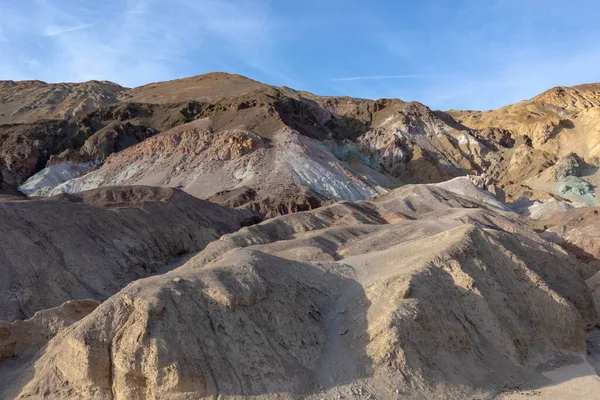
[0,0,300,88]
[43,23,93,37]
[330,74,429,82]
[0,0,294,88]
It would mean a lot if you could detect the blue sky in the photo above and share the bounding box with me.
[1,0,600,110]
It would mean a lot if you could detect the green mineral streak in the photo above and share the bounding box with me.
[318,141,382,171]
[556,176,597,204]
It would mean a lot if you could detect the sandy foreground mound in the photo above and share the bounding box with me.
[2,183,598,399]
[0,185,256,321]
[530,206,600,302]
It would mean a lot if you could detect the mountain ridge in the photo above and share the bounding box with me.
[4,72,600,399]
[5,72,600,217]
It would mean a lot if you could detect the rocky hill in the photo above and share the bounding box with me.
[0,80,124,124]
[2,182,598,399]
[3,73,600,398]
[2,74,503,216]
[449,84,600,206]
[7,73,600,219]
[0,185,256,321]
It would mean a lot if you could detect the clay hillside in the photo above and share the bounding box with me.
[3,73,600,399]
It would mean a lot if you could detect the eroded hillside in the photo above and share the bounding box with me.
[2,182,599,399]
[4,74,600,399]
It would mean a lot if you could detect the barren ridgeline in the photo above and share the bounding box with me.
[2,74,600,398]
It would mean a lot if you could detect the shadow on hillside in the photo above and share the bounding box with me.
[578,166,599,178]
[381,227,599,398]
[546,119,576,142]
[418,228,597,392]
[7,215,600,398]
[538,231,600,278]
[273,96,370,141]
[0,356,35,399]
[183,251,374,397]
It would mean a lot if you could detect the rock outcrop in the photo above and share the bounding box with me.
[358,102,487,182]
[450,84,600,206]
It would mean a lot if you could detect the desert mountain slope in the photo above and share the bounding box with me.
[42,119,396,217]
[0,80,124,124]
[4,74,600,399]
[449,84,600,206]
[5,74,600,216]
[40,96,495,217]
[0,185,256,321]
[2,183,598,399]
[118,72,267,104]
[15,80,501,216]
[0,100,219,189]
[449,84,600,146]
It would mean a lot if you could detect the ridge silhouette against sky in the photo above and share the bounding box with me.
[1,0,599,110]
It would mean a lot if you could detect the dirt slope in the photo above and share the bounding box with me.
[0,185,256,322]
[0,80,124,124]
[119,72,266,104]
[23,82,500,217]
[2,183,596,399]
